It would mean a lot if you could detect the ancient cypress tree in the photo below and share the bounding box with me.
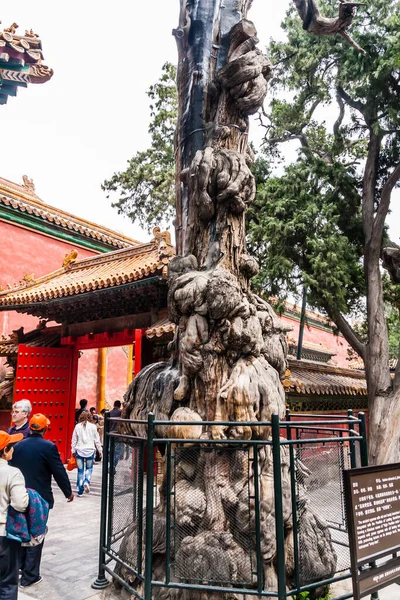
[248,0,400,465]
[117,1,362,597]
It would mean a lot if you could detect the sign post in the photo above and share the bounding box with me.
[344,463,400,599]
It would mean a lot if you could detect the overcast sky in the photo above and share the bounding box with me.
[1,1,399,245]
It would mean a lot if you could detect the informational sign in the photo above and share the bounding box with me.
[344,463,400,599]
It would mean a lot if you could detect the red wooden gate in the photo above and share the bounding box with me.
[14,344,74,463]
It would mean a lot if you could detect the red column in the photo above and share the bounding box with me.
[134,329,142,376]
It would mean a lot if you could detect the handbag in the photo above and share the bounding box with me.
[67,455,77,471]
[7,489,49,544]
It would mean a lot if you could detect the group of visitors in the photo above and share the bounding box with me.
[1,396,124,597]
[1,400,73,598]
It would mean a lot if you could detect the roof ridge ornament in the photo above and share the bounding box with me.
[25,29,39,39]
[151,226,172,247]
[152,227,175,276]
[21,273,35,287]
[4,22,18,35]
[22,175,35,194]
[62,249,78,271]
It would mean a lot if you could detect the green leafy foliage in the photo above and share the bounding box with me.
[249,0,400,336]
[293,591,331,600]
[102,63,177,232]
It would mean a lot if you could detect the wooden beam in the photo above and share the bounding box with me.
[63,312,152,338]
[61,328,138,350]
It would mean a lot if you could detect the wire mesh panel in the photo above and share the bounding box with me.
[295,428,359,584]
[99,415,368,600]
[109,437,144,573]
[171,444,255,587]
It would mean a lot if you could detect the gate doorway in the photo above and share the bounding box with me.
[13,328,147,463]
[14,344,74,463]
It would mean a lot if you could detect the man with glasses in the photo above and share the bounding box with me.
[8,399,32,439]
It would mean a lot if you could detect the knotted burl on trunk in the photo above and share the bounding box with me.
[116,14,337,599]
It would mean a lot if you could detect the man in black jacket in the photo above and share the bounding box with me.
[11,413,74,589]
[74,398,88,424]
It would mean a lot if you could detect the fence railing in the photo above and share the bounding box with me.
[92,410,370,600]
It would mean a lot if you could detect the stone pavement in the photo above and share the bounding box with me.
[18,462,112,600]
[15,462,400,600]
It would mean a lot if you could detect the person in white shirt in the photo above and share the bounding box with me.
[0,430,29,598]
[71,412,102,497]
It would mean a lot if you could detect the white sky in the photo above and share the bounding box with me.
[1,1,399,244]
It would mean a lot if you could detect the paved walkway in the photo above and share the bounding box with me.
[18,463,110,600]
[16,463,400,600]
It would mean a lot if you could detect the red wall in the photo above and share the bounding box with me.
[75,347,129,410]
[280,314,352,368]
[106,346,129,405]
[0,219,95,335]
[76,349,99,408]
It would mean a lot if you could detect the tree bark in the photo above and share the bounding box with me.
[362,133,400,465]
[114,2,337,598]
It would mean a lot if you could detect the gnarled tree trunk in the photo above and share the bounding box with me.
[115,2,340,598]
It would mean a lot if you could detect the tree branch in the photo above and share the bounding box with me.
[326,305,367,361]
[333,89,345,137]
[338,29,365,54]
[336,85,366,116]
[292,0,366,53]
[306,98,321,122]
[374,162,400,243]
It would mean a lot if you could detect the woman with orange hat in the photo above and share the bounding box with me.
[0,430,29,599]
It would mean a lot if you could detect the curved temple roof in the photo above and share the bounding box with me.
[0,175,141,250]
[0,22,53,104]
[283,360,367,397]
[0,229,174,308]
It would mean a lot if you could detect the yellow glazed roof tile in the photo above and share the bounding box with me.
[0,175,141,249]
[0,230,174,307]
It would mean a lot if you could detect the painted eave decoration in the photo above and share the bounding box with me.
[0,228,174,307]
[0,175,141,250]
[0,323,61,356]
[0,22,53,104]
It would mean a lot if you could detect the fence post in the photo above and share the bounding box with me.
[347,408,357,469]
[272,413,287,600]
[92,410,110,589]
[358,412,369,467]
[144,412,155,600]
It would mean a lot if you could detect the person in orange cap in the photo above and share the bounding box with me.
[0,430,29,598]
[11,414,73,589]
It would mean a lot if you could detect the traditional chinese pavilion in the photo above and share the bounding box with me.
[0,174,142,440]
[0,219,368,462]
[0,22,53,104]
[0,228,174,460]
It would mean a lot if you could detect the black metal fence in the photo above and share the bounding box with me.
[92,410,369,600]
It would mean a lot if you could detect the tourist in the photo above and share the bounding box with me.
[89,406,99,423]
[0,430,29,599]
[97,408,106,446]
[74,398,89,424]
[71,411,102,497]
[10,414,74,589]
[8,399,32,439]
